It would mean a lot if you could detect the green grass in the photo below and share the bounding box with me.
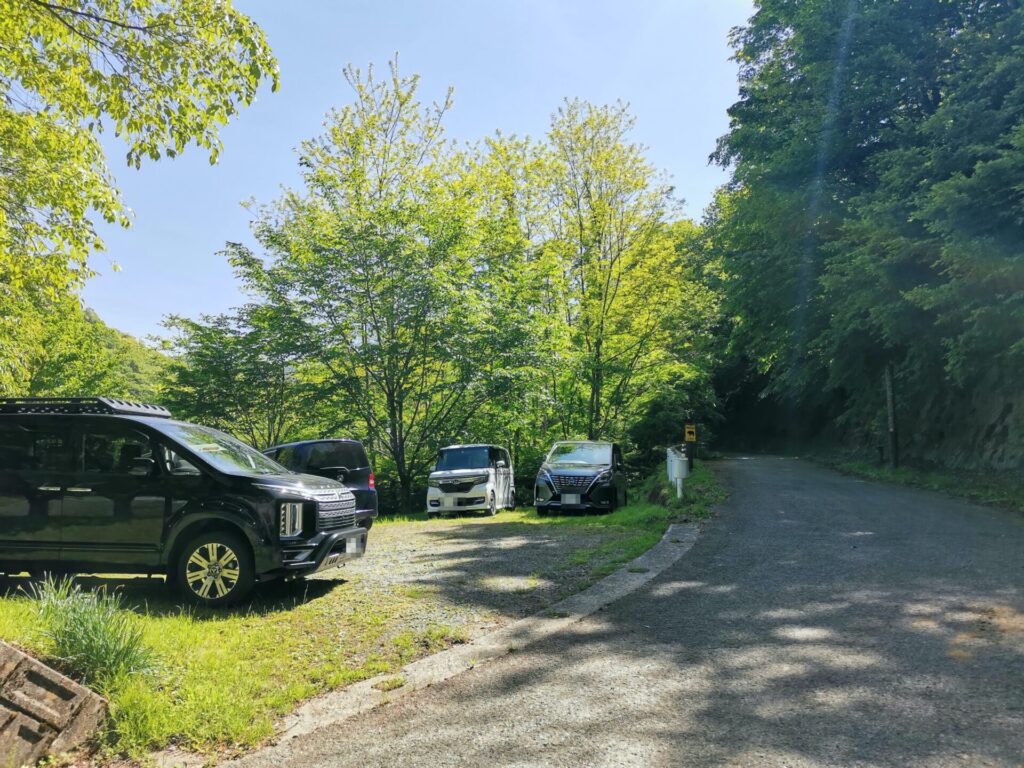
[27,576,159,695]
[371,675,406,692]
[0,461,725,763]
[830,460,1024,514]
[514,460,725,582]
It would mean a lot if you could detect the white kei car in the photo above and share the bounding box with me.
[426,444,516,516]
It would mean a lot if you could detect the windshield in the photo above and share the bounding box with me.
[156,422,286,475]
[546,442,612,466]
[435,446,489,471]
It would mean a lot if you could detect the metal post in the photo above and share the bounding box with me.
[884,363,899,469]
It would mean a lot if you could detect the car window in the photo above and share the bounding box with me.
[152,422,285,475]
[435,446,489,470]
[306,442,368,471]
[159,444,202,476]
[79,426,154,475]
[0,421,71,473]
[547,443,612,465]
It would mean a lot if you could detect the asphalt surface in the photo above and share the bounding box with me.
[238,457,1024,767]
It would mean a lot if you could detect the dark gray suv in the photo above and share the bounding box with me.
[534,441,627,515]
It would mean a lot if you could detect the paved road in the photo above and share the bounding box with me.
[245,457,1024,767]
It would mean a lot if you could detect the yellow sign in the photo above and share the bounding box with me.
[684,424,697,442]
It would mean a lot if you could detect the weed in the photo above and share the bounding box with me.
[26,576,159,695]
[372,675,406,692]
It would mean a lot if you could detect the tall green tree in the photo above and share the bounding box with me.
[230,63,512,510]
[544,100,681,440]
[0,0,277,394]
[714,0,1023,463]
[163,306,316,449]
[22,300,166,400]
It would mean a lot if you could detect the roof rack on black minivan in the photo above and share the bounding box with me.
[0,397,172,418]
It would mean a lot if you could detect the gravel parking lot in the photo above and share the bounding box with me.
[314,511,646,637]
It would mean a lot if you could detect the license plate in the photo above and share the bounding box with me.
[347,536,364,554]
[562,493,581,505]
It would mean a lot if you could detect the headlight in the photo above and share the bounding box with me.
[280,502,303,537]
[468,475,489,485]
[428,477,440,488]
[592,470,611,484]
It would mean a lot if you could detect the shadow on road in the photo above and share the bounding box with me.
[296,457,1024,767]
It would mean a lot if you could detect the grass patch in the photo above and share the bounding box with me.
[27,576,159,695]
[829,460,1024,513]
[0,576,471,761]
[371,675,406,692]
[522,460,724,581]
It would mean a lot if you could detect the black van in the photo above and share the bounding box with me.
[263,439,378,524]
[0,398,372,606]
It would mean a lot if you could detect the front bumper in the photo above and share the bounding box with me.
[534,477,616,512]
[426,483,491,513]
[273,526,368,577]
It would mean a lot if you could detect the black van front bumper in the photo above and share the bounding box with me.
[266,526,368,580]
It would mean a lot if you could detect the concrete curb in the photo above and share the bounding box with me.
[208,521,699,768]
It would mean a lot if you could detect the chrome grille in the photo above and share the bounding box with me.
[439,480,476,493]
[312,488,357,531]
[551,474,592,493]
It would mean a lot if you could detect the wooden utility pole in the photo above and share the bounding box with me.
[884,363,899,469]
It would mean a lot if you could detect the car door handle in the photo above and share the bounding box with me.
[66,487,92,493]
[37,486,61,492]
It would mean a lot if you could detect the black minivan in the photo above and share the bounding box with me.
[263,439,378,524]
[0,398,372,606]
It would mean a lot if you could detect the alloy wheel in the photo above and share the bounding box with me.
[185,542,241,600]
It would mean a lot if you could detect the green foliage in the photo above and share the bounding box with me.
[21,303,167,401]
[27,575,159,696]
[166,64,723,507]
[712,0,1024,461]
[163,305,317,449]
[0,0,276,394]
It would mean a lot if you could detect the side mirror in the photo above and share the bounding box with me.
[496,460,506,469]
[129,457,156,478]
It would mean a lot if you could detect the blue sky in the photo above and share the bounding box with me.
[83,0,754,339]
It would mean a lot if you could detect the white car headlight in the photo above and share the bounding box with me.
[280,502,303,537]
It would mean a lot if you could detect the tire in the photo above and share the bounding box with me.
[536,506,549,517]
[176,530,254,608]
[487,492,497,516]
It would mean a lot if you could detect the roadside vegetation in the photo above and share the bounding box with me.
[828,460,1024,516]
[0,464,721,761]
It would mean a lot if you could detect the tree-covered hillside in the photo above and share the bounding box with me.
[711,0,1024,469]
